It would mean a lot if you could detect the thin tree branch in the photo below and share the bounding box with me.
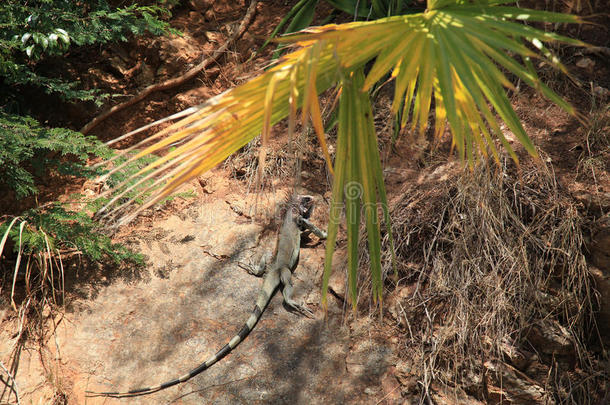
[80,0,259,135]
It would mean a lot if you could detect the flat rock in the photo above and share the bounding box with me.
[36,191,396,404]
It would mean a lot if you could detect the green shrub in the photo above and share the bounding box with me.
[0,1,177,308]
[0,0,177,104]
[1,203,143,265]
[0,110,111,198]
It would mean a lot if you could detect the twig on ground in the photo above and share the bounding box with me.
[0,360,21,405]
[167,374,256,404]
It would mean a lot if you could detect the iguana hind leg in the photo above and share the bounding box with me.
[280,266,314,317]
[237,252,269,277]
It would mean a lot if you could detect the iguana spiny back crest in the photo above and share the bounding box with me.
[87,194,326,398]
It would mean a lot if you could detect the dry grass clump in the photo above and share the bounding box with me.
[577,105,610,183]
[223,136,293,190]
[223,130,326,193]
[382,157,605,403]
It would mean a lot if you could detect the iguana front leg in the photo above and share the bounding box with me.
[299,217,327,239]
[279,266,314,317]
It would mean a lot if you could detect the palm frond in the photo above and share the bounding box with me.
[96,1,586,307]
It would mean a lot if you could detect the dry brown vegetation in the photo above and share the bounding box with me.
[376,156,604,403]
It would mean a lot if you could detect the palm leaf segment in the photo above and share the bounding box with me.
[98,1,585,306]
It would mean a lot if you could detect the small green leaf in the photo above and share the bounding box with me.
[48,33,58,47]
[325,0,370,18]
[258,0,311,52]
[55,28,70,44]
[32,33,49,50]
[285,0,318,33]
[21,33,32,44]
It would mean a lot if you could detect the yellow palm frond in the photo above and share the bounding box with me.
[96,1,586,307]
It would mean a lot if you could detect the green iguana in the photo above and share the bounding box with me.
[87,194,326,398]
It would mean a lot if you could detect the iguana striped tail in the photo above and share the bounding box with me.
[86,274,279,398]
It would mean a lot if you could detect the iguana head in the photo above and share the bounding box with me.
[297,195,315,219]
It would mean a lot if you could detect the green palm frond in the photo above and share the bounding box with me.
[321,69,395,309]
[96,0,587,308]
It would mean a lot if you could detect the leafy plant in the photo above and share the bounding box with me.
[96,1,588,309]
[0,110,111,198]
[1,203,143,309]
[0,1,177,313]
[261,0,422,57]
[0,109,142,310]
[0,0,177,104]
[1,204,141,263]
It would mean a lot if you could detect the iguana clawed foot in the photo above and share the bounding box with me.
[284,299,315,318]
